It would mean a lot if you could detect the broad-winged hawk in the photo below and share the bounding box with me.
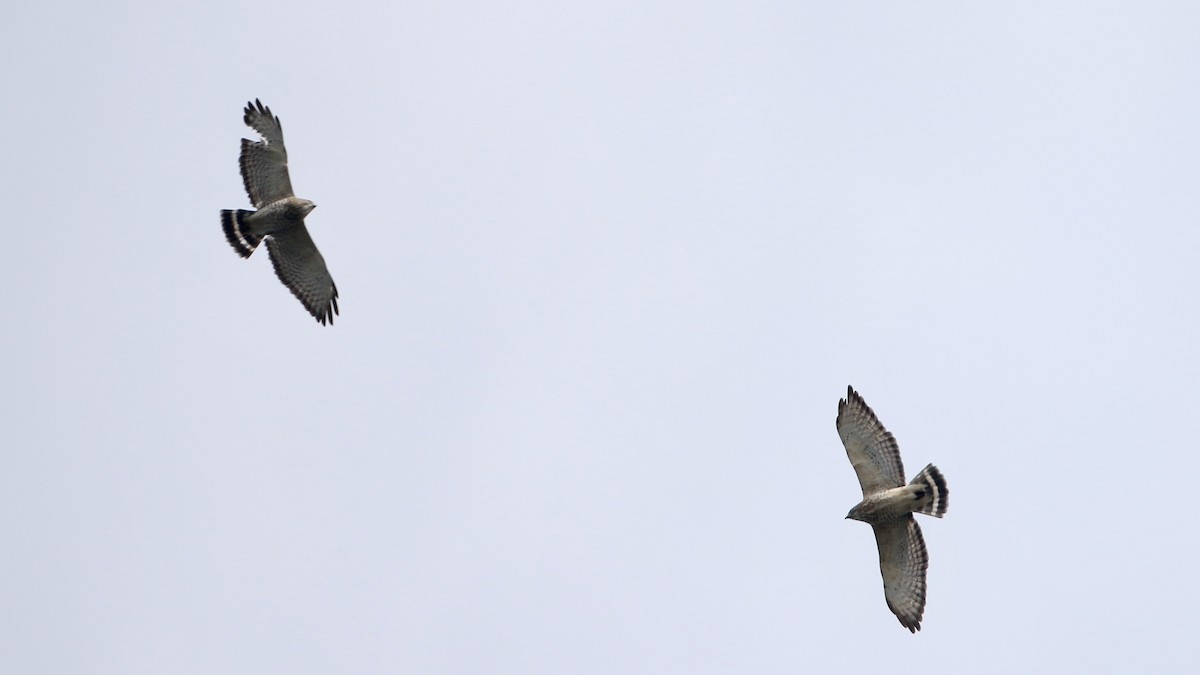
[837,386,948,632]
[220,99,338,325]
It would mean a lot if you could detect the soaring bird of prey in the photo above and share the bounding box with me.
[220,99,339,325]
[837,386,948,632]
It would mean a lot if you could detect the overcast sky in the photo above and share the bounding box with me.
[3,2,1199,673]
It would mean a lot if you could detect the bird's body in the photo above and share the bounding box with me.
[846,464,948,524]
[247,196,316,231]
[837,386,948,632]
[220,100,338,325]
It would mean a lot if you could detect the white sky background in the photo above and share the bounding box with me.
[3,1,1199,672]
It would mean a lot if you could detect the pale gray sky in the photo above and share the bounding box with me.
[3,2,1199,673]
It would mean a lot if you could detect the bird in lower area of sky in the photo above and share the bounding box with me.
[836,386,948,632]
[220,99,339,325]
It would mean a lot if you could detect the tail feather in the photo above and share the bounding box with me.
[911,463,948,518]
[221,209,262,258]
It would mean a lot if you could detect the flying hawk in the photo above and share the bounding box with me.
[220,99,339,325]
[837,386,948,632]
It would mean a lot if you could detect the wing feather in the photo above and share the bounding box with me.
[872,516,928,633]
[837,386,906,496]
[264,226,339,325]
[239,99,294,207]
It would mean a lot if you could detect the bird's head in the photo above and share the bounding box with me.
[285,198,317,219]
[845,503,868,522]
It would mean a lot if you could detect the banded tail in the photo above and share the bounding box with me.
[221,209,263,258]
[911,463,948,518]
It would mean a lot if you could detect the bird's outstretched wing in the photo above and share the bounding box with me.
[837,386,906,496]
[240,99,294,208]
[264,226,339,325]
[872,516,928,632]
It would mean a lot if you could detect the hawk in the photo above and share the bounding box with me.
[837,386,948,632]
[220,99,339,325]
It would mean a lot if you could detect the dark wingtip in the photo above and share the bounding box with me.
[838,385,866,422]
[244,99,275,125]
[309,290,339,326]
[313,282,339,326]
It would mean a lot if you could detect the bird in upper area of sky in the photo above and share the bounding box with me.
[220,99,338,325]
[836,385,948,632]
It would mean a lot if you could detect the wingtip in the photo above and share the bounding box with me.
[315,283,339,326]
[838,385,862,419]
[243,98,275,124]
[312,295,339,327]
[893,606,922,633]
